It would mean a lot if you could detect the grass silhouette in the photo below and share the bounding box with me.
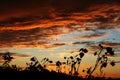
[0,44,120,80]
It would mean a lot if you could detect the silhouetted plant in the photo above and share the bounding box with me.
[41,57,53,68]
[110,60,115,66]
[64,48,88,75]
[84,44,116,78]
[11,64,22,71]
[26,56,44,72]
[2,52,13,68]
[56,60,62,73]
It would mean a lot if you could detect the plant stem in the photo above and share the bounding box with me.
[87,48,103,78]
[76,60,81,73]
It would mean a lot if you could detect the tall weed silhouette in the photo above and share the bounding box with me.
[2,52,13,68]
[56,60,62,73]
[64,48,88,75]
[41,57,53,68]
[26,56,45,72]
[83,44,116,78]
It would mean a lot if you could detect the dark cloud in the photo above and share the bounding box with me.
[52,43,66,47]
[0,52,15,56]
[0,27,46,47]
[0,26,70,47]
[72,41,94,45]
[99,42,120,48]
[0,1,120,28]
[104,9,120,14]
[45,43,66,49]
[0,0,120,21]
[0,0,120,48]
[0,52,30,58]
[93,16,109,23]
[0,16,41,27]
[83,32,106,38]
[74,30,108,40]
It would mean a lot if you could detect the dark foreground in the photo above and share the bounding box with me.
[0,68,119,80]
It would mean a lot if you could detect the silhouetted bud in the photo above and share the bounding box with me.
[99,44,103,49]
[79,48,84,52]
[105,52,107,55]
[109,51,114,55]
[79,48,88,53]
[49,61,53,63]
[106,47,112,52]
[10,57,13,59]
[110,61,115,66]
[94,51,97,56]
[82,69,85,72]
[70,56,73,59]
[46,58,49,61]
[56,61,61,66]
[30,57,36,62]
[79,52,84,58]
[64,57,66,59]
[83,48,88,53]
[102,55,106,58]
[106,47,114,55]
[102,62,107,67]
[100,62,107,72]
[77,58,81,61]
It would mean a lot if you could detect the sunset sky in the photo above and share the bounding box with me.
[0,0,120,78]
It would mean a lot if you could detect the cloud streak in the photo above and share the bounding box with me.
[0,52,30,59]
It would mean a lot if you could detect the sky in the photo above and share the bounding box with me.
[0,0,120,78]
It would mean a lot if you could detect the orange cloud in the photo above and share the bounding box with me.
[0,2,120,48]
